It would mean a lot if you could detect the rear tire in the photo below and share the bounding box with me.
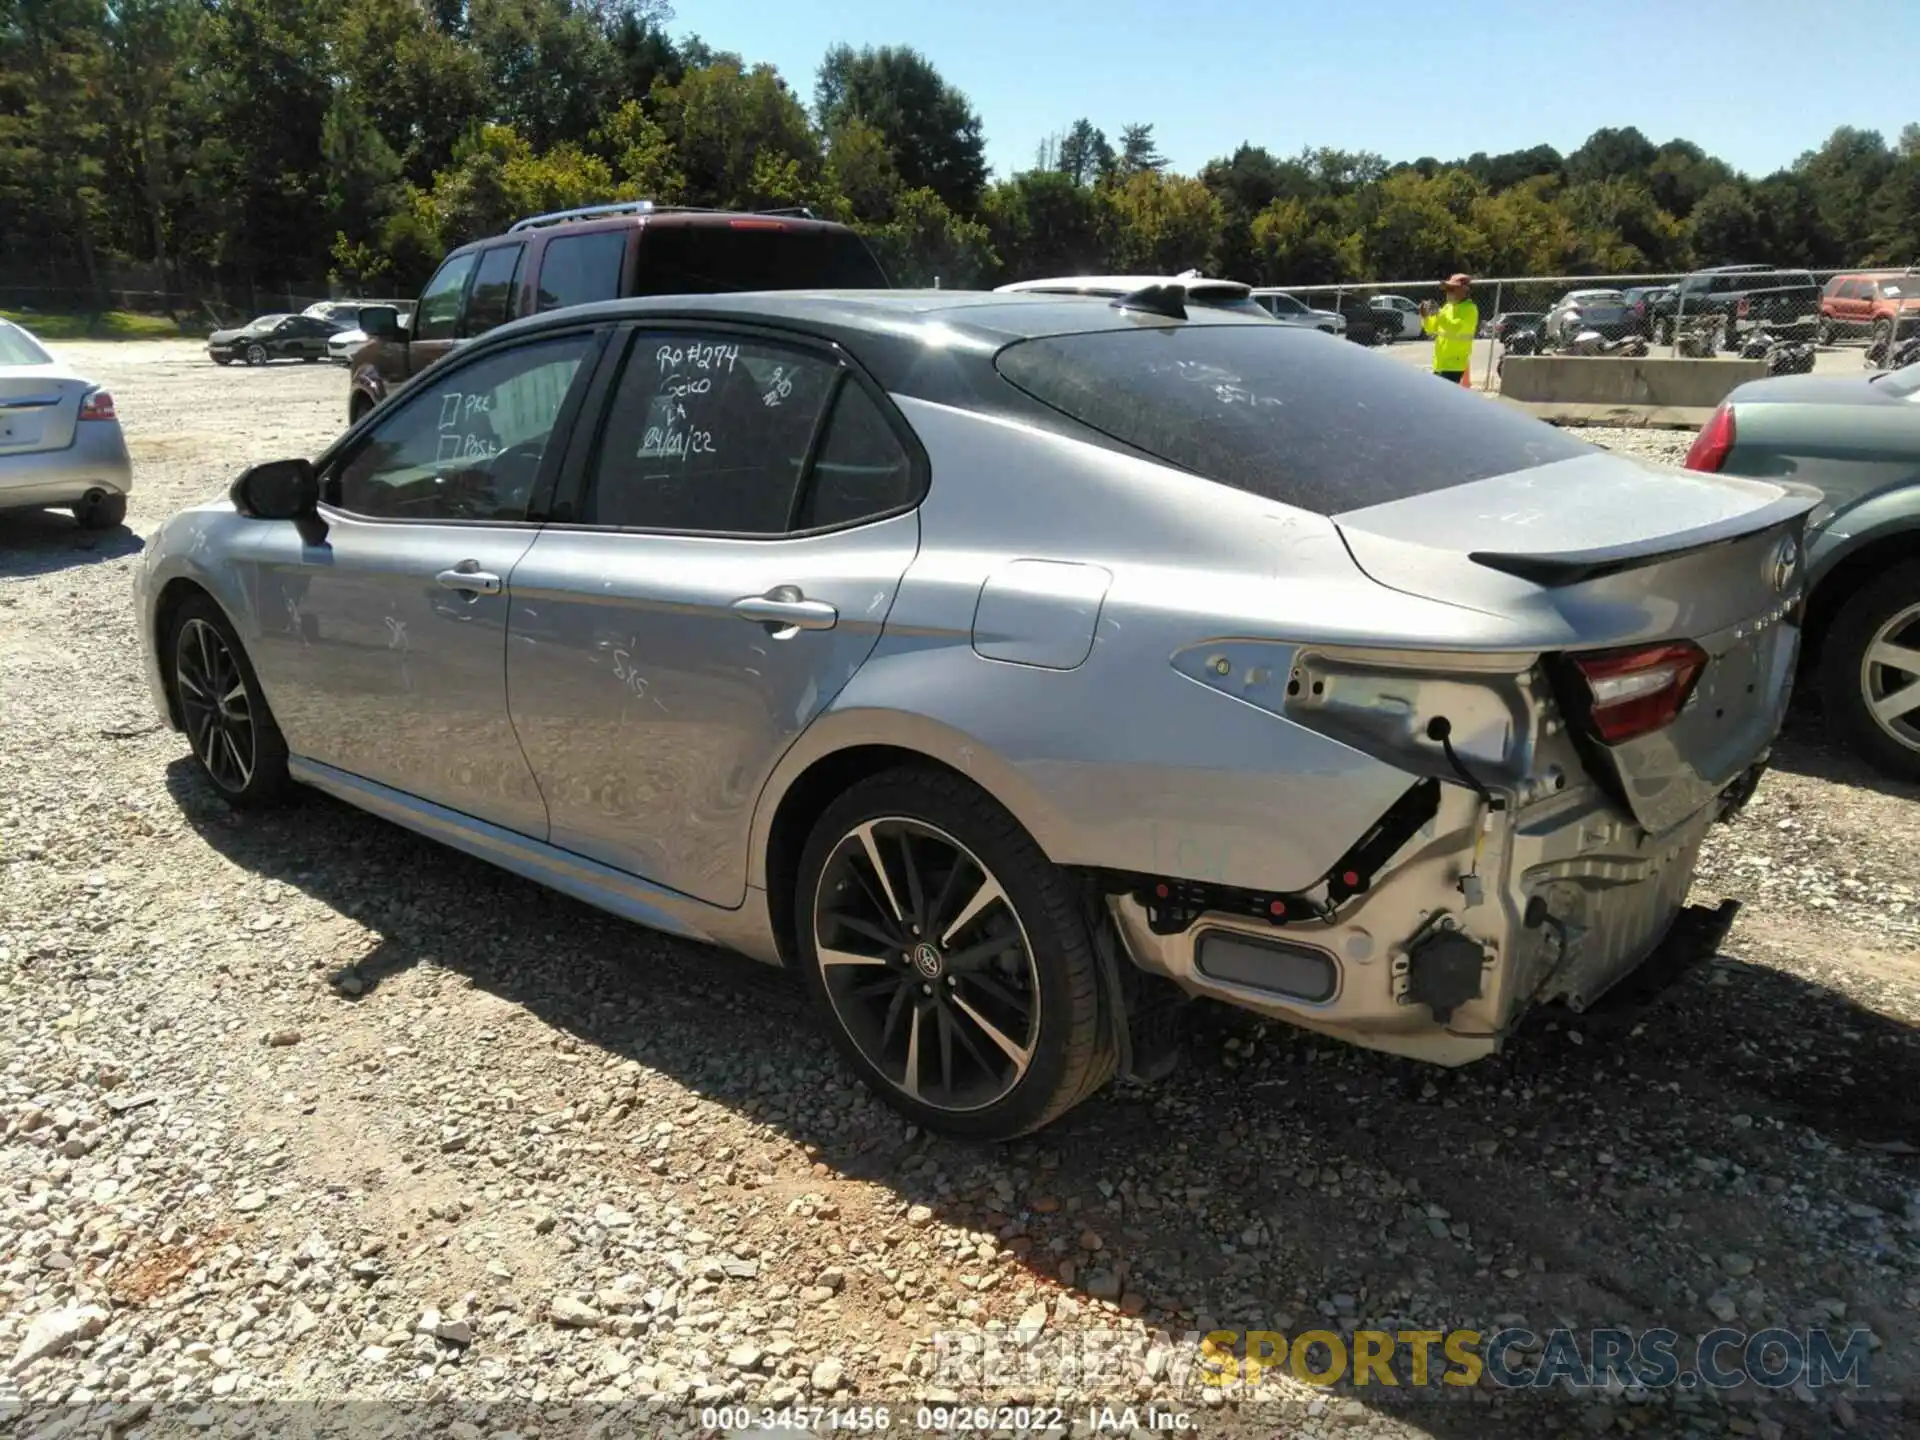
[165,594,294,808]
[72,491,126,530]
[1819,559,1920,784]
[793,767,1111,1140]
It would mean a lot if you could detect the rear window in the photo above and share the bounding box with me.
[994,324,1588,516]
[637,224,889,293]
[0,323,52,365]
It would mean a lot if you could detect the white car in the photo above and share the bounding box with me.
[1247,289,1346,335]
[0,318,132,530]
[995,274,1279,320]
[327,327,368,366]
[1370,294,1424,340]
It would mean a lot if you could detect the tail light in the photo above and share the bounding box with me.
[1736,297,1750,317]
[1571,641,1707,742]
[1683,404,1735,472]
[78,389,116,422]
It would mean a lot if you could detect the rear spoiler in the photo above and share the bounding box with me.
[1468,489,1818,587]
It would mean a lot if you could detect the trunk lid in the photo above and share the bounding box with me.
[1335,452,1816,834]
[0,368,89,455]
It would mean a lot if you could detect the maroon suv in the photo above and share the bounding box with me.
[347,202,890,422]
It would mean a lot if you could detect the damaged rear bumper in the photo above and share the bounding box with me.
[1109,769,1738,1064]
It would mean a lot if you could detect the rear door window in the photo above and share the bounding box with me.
[414,252,478,341]
[637,224,890,293]
[580,331,838,533]
[464,244,526,335]
[535,231,628,313]
[995,324,1588,516]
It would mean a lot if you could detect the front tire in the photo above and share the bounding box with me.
[245,343,267,367]
[794,768,1111,1140]
[1819,559,1920,783]
[166,595,294,807]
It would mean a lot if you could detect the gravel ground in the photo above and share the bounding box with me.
[2,342,1917,1439]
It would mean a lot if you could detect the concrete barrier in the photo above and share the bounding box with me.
[1499,356,1767,409]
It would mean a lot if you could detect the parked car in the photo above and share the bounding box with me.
[1369,294,1424,339]
[136,290,1810,1137]
[1544,289,1634,344]
[996,275,1277,319]
[1484,311,1545,342]
[1261,293,1393,346]
[1684,362,1920,781]
[1249,289,1345,335]
[327,306,415,366]
[207,313,344,367]
[1816,271,1920,357]
[0,317,131,529]
[1620,285,1671,337]
[1648,265,1821,349]
[348,200,889,424]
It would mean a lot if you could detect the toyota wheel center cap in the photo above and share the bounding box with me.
[911,942,944,979]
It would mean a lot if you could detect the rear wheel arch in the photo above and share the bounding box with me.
[763,745,1023,968]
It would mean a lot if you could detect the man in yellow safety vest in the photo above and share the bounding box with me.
[1420,273,1478,385]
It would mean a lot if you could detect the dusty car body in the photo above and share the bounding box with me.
[133,290,1812,1137]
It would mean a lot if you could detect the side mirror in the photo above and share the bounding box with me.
[231,458,319,521]
[361,305,404,341]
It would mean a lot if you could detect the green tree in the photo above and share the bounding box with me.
[1248,194,1360,284]
[1566,126,1658,185]
[1115,122,1165,177]
[1101,170,1220,274]
[824,115,900,225]
[594,97,682,201]
[814,44,986,213]
[652,57,822,210]
[861,186,994,287]
[980,169,1102,280]
[1056,118,1114,187]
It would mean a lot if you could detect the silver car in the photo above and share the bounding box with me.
[0,318,133,529]
[134,291,1813,1138]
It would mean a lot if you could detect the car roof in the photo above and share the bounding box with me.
[484,288,1276,354]
[996,275,1252,298]
[447,207,862,257]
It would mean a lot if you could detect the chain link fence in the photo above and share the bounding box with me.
[1277,268,1920,390]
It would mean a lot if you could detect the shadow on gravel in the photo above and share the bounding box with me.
[1768,702,1920,801]
[0,507,142,578]
[166,757,1917,1439]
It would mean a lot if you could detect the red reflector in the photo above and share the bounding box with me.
[1154,883,1169,899]
[729,218,787,230]
[1341,870,1360,888]
[78,389,116,422]
[1682,404,1735,473]
[1268,900,1286,917]
[1572,641,1708,743]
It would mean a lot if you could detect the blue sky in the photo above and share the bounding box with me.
[671,0,1918,181]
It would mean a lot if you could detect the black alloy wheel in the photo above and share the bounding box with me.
[166,595,292,807]
[813,816,1041,1113]
[794,769,1111,1139]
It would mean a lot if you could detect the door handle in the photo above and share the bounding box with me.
[731,587,838,632]
[436,562,502,595]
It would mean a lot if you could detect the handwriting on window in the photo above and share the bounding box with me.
[436,390,497,465]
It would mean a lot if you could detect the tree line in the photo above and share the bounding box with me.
[3,0,1918,308]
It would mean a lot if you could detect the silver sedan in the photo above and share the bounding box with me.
[134,291,1812,1138]
[0,319,133,529]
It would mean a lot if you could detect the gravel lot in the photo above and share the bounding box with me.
[3,340,1917,1438]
